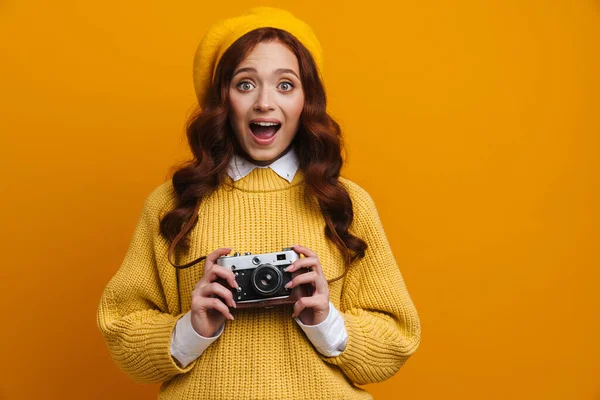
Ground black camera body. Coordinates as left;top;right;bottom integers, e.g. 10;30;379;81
217;247;301;305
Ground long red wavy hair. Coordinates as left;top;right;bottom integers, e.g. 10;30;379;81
160;27;367;267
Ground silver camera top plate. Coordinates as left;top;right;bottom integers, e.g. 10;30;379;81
216;248;299;271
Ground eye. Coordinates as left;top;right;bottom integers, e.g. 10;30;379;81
278;81;294;91
237;81;255;91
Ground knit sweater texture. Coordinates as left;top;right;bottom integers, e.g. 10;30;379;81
96;167;420;400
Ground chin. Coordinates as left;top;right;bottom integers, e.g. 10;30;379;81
246;148;282;162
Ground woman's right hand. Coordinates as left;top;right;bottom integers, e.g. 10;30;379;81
190;247;238;337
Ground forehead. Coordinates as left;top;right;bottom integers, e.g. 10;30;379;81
236;41;300;73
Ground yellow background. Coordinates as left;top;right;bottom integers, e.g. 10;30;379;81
1;1;598;399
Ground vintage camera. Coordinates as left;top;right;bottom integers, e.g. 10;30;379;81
217;247;310;307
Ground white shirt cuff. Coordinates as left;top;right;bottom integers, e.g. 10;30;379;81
170;310;224;368
294;301;348;357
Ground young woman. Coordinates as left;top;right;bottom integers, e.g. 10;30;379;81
97;7;420;400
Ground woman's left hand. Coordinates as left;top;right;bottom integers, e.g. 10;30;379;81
285;244;330;325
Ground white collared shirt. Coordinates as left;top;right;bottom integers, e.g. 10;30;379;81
170;149;348;367
226;147;300;183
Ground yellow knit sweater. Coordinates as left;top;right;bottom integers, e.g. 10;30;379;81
97;167;420;400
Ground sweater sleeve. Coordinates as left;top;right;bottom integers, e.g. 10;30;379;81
322;181;421;384
96;187;194;383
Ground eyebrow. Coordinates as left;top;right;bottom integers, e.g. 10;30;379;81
232;67;300;80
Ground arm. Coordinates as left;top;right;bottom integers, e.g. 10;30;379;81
170;310;224;368
321;182;421;384
96;189;194;383
294;301;348;357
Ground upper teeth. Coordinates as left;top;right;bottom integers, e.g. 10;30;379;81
252;122;279;126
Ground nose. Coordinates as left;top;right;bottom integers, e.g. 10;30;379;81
253;87;275;112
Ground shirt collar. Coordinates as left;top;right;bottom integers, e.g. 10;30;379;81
226;147;299;183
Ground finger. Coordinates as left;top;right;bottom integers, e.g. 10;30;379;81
313;274;329;293
205;247;233;264
292;296;322;318
196;297;234;320
285;271;318;289
206;265;239;289
292;244;317;258
200;282;236;308
288;270;329;294
285;257;321;273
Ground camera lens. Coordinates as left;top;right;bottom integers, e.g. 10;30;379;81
251;264;283;296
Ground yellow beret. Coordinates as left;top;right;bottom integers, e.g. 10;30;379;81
192;7;324;106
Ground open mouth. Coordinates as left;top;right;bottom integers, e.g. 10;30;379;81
249;122;281;140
